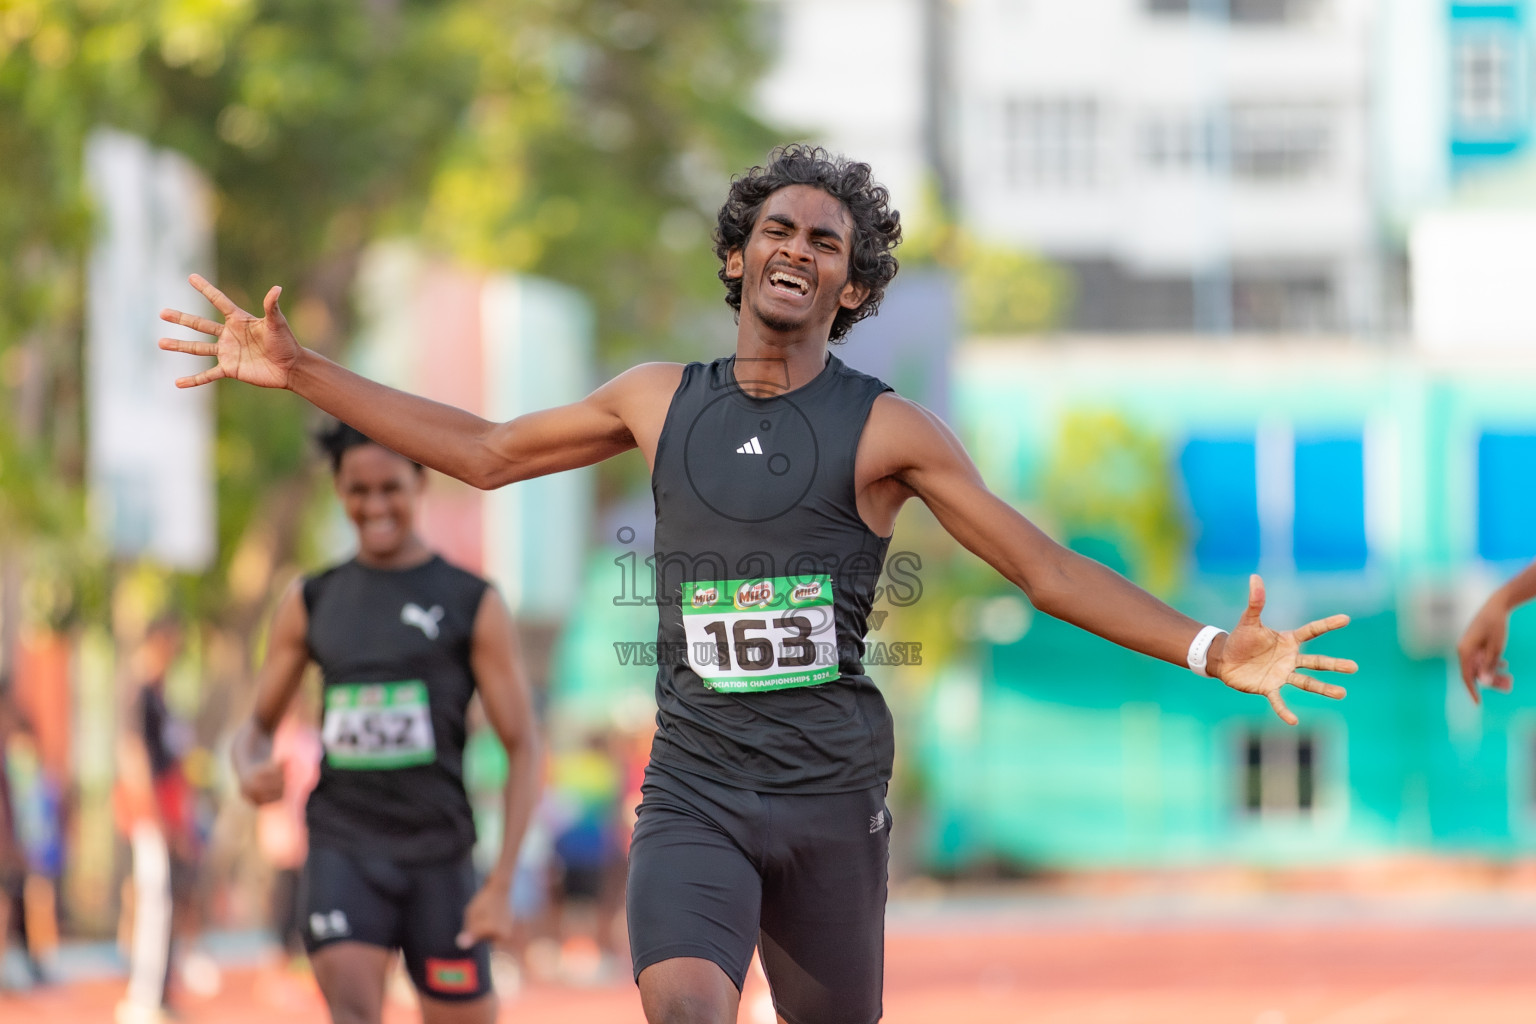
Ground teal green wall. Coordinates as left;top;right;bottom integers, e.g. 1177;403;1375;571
916;610;1536;869
914;344;1536;871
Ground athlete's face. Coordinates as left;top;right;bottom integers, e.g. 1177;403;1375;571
726;185;870;339
335;443;424;561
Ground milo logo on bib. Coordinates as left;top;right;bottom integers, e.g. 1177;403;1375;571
789;581;823;604
734;580;774;609
682;575;839;693
322;680;437;769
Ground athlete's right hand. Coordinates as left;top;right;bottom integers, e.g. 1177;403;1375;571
237;760;287;806
158;274;299;390
457;879;516;949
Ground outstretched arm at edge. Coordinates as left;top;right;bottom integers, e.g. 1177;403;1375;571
1457;558;1536;702
868;396;1356;724
160;274;665;489
231;579;311;806
457;586;542;948
286;347;662;489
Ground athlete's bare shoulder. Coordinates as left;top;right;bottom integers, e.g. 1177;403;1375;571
853;392;969;535
859;392;960;481
598;361;686;469
603;361;685;406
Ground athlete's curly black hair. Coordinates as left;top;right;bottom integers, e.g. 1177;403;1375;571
714;144;902;343
315;419;421;476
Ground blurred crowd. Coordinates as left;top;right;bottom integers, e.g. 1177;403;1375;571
0;683;63;990
466;723;649;991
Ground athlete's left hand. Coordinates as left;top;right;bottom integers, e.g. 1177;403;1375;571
456;879;516;949
1213;575;1357;726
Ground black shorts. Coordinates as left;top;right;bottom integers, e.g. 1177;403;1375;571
626;762;890;1024
301;845;491;1002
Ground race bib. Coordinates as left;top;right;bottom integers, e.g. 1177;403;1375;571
321;680;436;769
682;575;839;692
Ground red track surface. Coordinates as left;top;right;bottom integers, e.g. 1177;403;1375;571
5;912;1536;1023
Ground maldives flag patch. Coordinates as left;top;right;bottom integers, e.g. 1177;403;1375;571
425;957;479;994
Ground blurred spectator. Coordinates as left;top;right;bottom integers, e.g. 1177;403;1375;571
604;726;651;968
1;692;35;989
114;618;199;1024
546;732;625;981
0;696;21;993
612;727;651;860
0;695;59;989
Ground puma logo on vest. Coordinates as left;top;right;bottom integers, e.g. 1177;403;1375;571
401;603;445;640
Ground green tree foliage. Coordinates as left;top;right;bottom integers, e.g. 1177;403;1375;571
1039;411;1188;596
959;240;1072;335
900;194;1072;335
2;0;491;635
0;0;774;641
421;0;775;361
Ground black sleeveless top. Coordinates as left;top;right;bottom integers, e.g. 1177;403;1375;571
303;555;487;863
648;354;896;792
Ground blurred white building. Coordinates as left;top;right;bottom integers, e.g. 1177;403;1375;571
754;0;932;225
1376;0;1536;354
758;0;1384;334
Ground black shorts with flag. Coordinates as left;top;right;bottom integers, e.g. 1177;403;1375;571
301;845;491;1001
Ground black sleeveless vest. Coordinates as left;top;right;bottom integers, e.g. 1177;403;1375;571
303;555;487;863
648;354;896;792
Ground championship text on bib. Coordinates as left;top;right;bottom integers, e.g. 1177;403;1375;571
681;575;839;692
321;680;437;769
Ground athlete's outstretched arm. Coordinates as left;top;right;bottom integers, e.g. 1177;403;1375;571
1457;558;1536;703
457;586;541;948
868;397;1357;725
159;274;667;489
232;578;311;805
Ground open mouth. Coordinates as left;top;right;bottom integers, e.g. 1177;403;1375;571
768;270;810;297
361;517;399;542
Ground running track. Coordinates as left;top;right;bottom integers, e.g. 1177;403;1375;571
6;891;1536;1023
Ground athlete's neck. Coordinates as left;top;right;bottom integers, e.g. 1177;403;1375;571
731;333;830;398
355;537;434;571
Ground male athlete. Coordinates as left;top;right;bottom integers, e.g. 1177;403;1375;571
231;421;539;1024
161;144;1357;1024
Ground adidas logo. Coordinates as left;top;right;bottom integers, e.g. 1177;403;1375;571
735;436;763;455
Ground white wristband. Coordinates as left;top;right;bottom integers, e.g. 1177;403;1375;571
1187;625;1227;677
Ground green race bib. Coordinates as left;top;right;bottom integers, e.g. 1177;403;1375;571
682;575;839;692
322;680;436;769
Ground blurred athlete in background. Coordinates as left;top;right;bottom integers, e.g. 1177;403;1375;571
231;421;540;1024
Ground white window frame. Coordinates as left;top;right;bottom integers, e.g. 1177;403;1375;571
1228;102;1333;182
1454;31;1520;133
1240;728;1320;818
1001;96;1102;190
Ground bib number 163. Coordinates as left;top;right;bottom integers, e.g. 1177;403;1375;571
700;615;819;671
681;576;840;693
